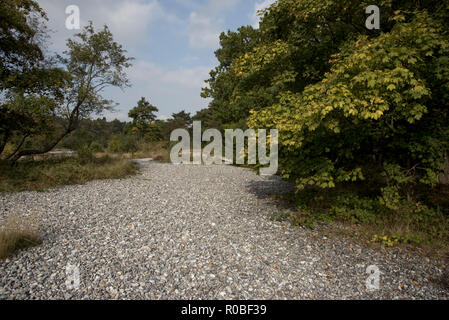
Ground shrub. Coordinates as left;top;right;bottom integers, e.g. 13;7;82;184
107;134;138;154
89;141;104;153
290;185;449;247
77;145;94;164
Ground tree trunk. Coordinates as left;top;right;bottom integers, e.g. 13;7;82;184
0;132;9;157
9;102;82;164
10;128;74;164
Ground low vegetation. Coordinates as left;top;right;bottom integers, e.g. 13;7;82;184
273;182;449;254
0;213;41;260
128;141;172;163
0;153;137;192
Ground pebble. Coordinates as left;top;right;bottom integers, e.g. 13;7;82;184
0;162;447;299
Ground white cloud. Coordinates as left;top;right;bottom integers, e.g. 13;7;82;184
199;0;241;16
188;12;221;49
186;0;241;49
102;0;163;44
163;66;211;89
130;60;210;90
251;0;276;28
157;115;171;121
38;0;167;52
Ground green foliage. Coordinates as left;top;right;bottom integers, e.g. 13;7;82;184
290;186;449;245
246;4;449;207
89;141;103;153
76;145;94;165
107;134;138;154
157;111;193;141
60;117;125;151
2;19;133;162
202;26;263;126
0;0;71;159
128;97;160;140
0;0;47;91
201;0;449;247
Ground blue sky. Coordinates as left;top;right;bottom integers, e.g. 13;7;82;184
37;0;276;121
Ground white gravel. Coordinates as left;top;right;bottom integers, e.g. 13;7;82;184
0;160;448;300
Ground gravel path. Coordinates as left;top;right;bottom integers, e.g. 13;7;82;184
0;161;448;300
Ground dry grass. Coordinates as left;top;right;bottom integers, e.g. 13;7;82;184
0;155;138;192
126;141;172;163
0;213;41;260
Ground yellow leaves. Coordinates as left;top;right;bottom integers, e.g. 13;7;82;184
374;110;384;120
391;10;406;22
367;79;376;88
231;40;291;77
387;84;396;91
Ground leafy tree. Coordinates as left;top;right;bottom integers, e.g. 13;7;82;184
157;111;192;140
201;26;262;127
7;22;133;162
171;111;192;129
60;117;126;150
204;0;449;212
128;97;160;141
245;2;449;205
108;133;138;154
192;108;222;132
0;0;70;157
1;0;48;91
128;97;159;130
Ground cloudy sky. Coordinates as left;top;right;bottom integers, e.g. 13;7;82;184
37;0;276;121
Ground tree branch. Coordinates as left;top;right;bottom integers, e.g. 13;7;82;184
6;133;30;160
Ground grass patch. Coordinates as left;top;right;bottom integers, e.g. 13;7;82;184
0;213;41;260
0;155;138;192
121;141;172;163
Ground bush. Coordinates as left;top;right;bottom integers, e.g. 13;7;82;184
289;185;449;248
89;141;104;153
77;145;94;164
107;134;138;154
